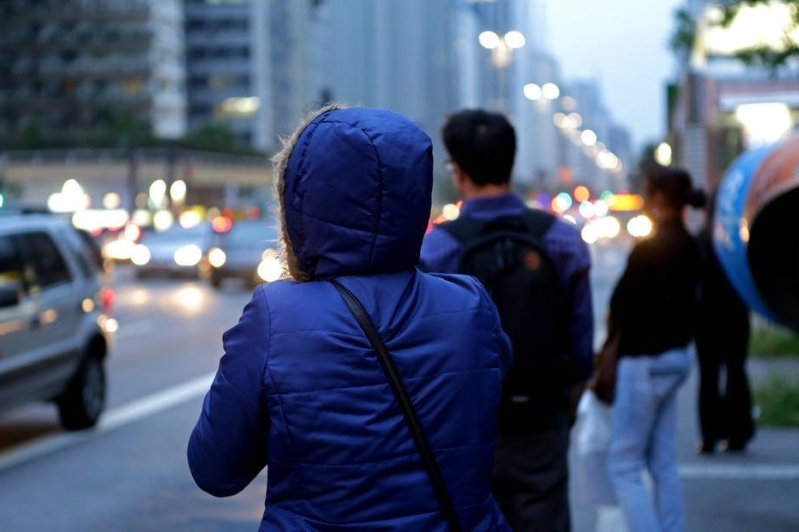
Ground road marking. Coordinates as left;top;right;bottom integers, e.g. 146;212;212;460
0;372;214;473
679;463;799;480
100;373;213;429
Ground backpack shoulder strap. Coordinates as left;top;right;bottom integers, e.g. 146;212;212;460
438;208;556;245
436;216;487;245
519;208;556;239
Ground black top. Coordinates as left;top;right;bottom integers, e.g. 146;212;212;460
695;227;750;342
610;219;701;358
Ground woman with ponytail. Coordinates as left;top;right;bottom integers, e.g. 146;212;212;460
602;165;704;532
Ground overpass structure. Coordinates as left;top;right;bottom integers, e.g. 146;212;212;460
0;148;273;211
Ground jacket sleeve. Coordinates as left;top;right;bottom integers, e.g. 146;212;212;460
568;259;594;383
187;288;270;497
558;225;594;384
418;225;462;273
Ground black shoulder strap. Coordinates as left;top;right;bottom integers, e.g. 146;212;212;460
438;208;556;245
330;280;463;532
437;215;486;244
519;208;557;237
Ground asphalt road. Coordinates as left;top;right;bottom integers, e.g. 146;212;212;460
0;241;796;531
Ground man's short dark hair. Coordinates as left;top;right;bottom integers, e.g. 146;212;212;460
441;109;516;186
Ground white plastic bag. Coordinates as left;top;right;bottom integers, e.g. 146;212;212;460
575;389;613;456
573;389;616;505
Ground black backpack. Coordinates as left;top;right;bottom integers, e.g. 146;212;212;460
439;209;573;432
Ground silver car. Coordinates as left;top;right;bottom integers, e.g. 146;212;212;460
0;213;114;430
205;219;282;289
131;221;212;279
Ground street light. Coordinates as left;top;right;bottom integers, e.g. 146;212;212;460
478;30;525;68
479;30;525;112
523;82;560;102
530;85;626;188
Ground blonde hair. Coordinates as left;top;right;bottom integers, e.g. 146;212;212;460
271;102;349;282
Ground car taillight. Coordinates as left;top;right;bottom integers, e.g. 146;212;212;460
101;287;114;316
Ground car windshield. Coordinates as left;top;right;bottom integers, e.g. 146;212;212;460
223;221;279;248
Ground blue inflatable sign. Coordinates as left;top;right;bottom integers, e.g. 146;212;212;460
714;130;799;332
713;143;777;321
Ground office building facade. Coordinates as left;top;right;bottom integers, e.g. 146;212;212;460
184;0;329;153
0;0;186;141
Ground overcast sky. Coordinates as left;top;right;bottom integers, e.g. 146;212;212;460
544;0;684;150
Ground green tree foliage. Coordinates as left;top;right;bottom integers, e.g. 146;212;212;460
669;7;697;59
717;0;799;73
671;1;799;74
181;122;239;152
1;114;265;156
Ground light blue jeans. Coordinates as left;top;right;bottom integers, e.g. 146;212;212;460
607;347;693;532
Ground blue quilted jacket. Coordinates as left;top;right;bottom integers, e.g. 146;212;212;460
188;107;512;531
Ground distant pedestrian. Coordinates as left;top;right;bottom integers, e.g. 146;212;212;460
187;104;513;531
419;108;594;532
601;165;704;532
695;191;755;454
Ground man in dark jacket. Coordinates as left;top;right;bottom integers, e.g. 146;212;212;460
420;109;594;532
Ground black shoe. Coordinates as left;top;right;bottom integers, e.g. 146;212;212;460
725;440;749;453
696;441;716;455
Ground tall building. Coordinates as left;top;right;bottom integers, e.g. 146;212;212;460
0;0;187;141
324;0;459;165
454;0;568;189
184;0;329;153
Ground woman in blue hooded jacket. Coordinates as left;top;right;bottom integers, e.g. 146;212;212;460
187;104;513;531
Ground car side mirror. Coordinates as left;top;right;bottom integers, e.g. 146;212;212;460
0;281;22;308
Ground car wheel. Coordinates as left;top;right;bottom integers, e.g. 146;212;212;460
210;272;223;289
56;354;106;431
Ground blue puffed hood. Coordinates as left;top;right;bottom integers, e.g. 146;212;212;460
280;107;433;279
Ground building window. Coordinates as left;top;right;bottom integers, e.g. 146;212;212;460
123;78;145;94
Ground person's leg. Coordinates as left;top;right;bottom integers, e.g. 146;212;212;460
492;437;515;525
723;342;755;450
695;337;722;453
607;356;660;532
492;411;571;532
647;347;693;532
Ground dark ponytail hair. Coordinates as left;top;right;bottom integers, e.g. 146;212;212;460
645;164;706;211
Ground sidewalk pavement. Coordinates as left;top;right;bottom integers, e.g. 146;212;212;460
677;354;799;470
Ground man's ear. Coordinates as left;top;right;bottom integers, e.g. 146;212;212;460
450;162;467;191
452;162;470;183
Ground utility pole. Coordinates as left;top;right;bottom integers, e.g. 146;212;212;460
126;148;138;215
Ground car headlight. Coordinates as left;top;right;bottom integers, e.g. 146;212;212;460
257;256;283;283
131;244;151;266
208;247;226;268
103;239;136;261
174;244;202;266
627;215;653;238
